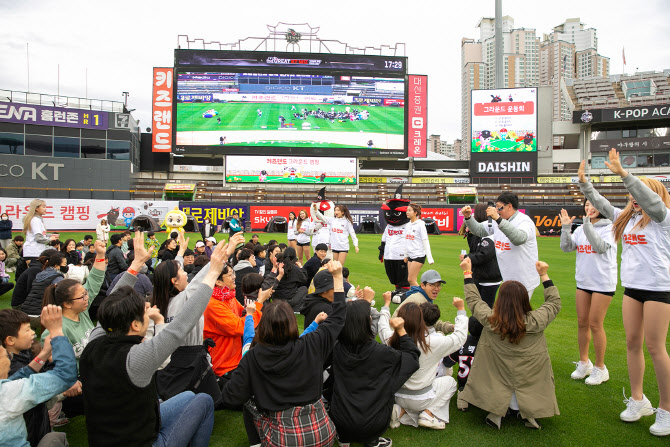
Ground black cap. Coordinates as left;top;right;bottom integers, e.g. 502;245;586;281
313;269;334;294
316;187;326;201
315;243;328;251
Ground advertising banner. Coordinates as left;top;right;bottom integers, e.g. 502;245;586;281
590;136;670;152
180;203;248;227
411;177;470;184
0;198;178;231
408;75;428;158
471;88;537;153
0;102;108;130
471;151;537;178
421;208;455;232
528;206;583;235
573;104;670;124
177;94;213;102
225;156;357;184
152;67;174;152
249;205;304;230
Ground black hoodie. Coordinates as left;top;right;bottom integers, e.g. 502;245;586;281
330;335;420;442
300;293;333;330
220;291;346;412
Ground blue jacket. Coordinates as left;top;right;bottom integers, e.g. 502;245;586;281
0;219;12;240
407;285;433;303
0;336;77;447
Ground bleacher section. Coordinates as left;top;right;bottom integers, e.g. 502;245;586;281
130;176;633;207
568;71;670;110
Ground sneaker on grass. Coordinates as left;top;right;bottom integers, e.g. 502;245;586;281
650;408;670;437
570;359;593;379
620;390;654;422
585;365;609;385
418;411;445;430
365;437;392;447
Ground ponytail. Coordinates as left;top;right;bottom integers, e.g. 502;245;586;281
42;279;80;308
44;252;66;271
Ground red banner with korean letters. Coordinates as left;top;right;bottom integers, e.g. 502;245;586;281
473;101;535;116
152;67;173;152
421;208;454;232
408;75;428;158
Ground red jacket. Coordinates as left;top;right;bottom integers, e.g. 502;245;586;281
203;287;262;376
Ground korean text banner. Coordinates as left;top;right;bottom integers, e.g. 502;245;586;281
0;102;107;130
408;75;427;158
180;203;248;227
421;208;455;232
226;156;357;184
471;87;537;153
152;67;174;152
0;199;178;231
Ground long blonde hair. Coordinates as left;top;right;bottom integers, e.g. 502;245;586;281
612;178;670;242
23;199;46;235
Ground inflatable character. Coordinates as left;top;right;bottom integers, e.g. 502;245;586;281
162;207;187;236
311;187;334;255
379;185;411;301
477;130;492;152
122;207;135;227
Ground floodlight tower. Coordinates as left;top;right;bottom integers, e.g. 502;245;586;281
495;0;503;88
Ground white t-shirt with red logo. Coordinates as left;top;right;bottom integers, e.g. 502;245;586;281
613;207;670;291
382;223;407;260
569;224;618;292
296;220;311;244
325;217;358;251
488;212;539;292
405;220;429;258
287;219;297;241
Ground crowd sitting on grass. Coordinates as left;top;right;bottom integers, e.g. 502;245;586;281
1;153;669;447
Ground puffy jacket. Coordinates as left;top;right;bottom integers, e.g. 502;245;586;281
11;261;43;308
0;219;12;239
21;268;64;315
106;245;127;276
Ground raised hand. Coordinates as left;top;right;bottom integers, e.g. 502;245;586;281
536;261;549;276
94;240;106;257
227;233;245;256
146;304;164;325
177;231;190;256
362;286;375;303
326;260;343;277
389;317;405;331
559;209;576;227
486;206;500;221
383;291;393;307
459;257;472;272
41;305;64;337
452;297;465;311
461;205;472;219
258;286;273;303
245;299;256;315
131;230;153;266
578;160;587;183
315;312;328;324
604;148;627;177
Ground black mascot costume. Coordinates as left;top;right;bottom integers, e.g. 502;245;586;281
378;185;410;300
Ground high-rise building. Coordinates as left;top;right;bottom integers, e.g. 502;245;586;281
540;18;610;121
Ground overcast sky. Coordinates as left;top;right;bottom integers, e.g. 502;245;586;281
1;0;669;142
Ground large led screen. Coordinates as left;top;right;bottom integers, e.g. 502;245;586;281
471;87;537;153
173;50;407;157
225;156;357;184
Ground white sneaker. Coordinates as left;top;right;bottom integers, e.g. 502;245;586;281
620;390;654;422
585;365;609;385
418;411;445;430
570;360;593;379
389;404;401;429
650;408;670;436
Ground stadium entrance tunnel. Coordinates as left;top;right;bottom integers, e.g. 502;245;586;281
129;215;161;232
265;216;288;233
422;218;441;235
356;217;383;234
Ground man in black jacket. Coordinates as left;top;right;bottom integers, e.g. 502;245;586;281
106;234;127;281
460;231;502;307
11;250;54;310
300;269;335;330
303;243;328;284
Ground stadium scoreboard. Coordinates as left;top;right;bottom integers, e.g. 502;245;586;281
172;49;408;158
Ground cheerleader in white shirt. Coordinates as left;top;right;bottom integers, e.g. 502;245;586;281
559;201;617;386
579;149;670;436
312;203;358;265
404;204;434;287
295;209;312;264
287;211;298;250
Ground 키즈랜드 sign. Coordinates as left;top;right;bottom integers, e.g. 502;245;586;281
152;68;173;152
408;75;427;158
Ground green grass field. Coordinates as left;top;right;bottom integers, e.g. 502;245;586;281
1;232;667;446
176;103;405;135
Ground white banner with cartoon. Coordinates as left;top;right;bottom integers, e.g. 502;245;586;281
0;198;179;231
